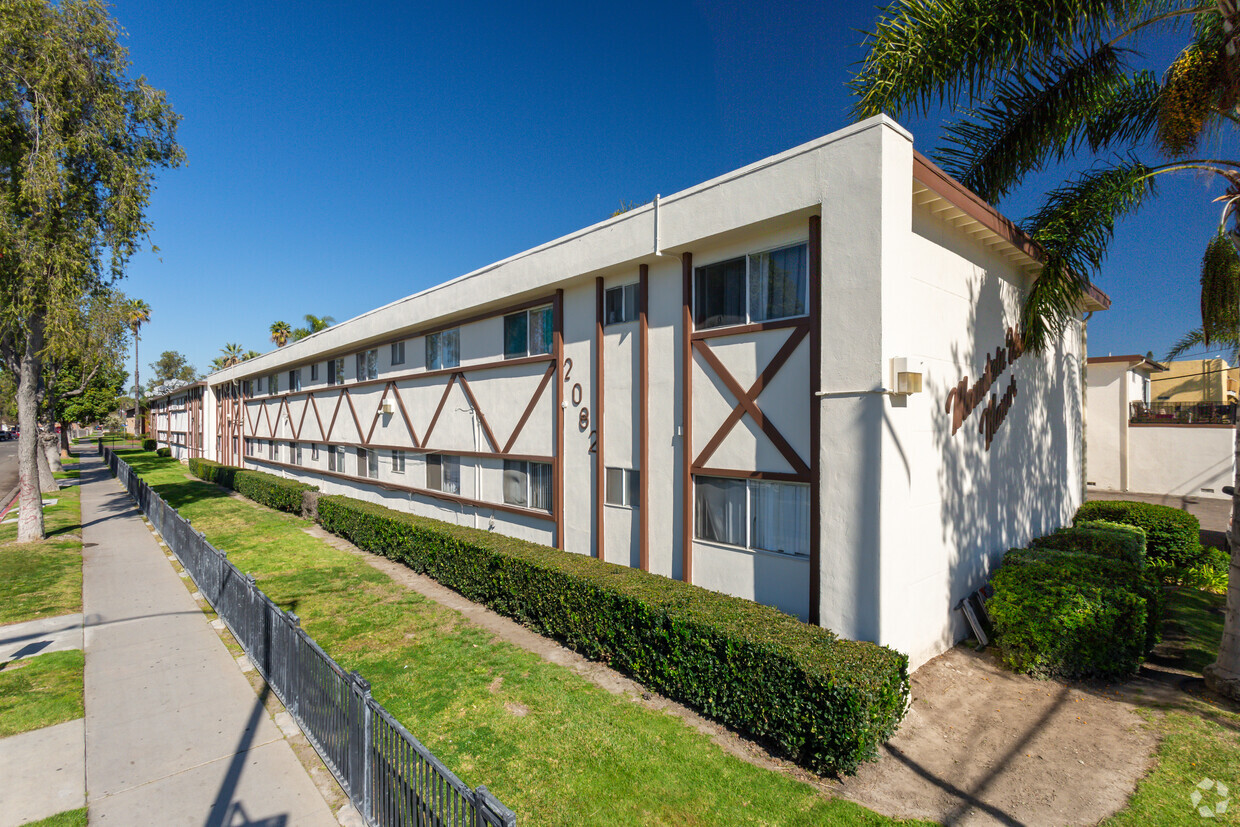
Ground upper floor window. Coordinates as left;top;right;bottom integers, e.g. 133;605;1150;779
426;329;460;370
504;306;553;359
605;284;638;325
693;242;808;330
310;363;319;381
356;349;378;381
391;341;406;366
268;373;279;395
327;357;346;385
288;369;301;392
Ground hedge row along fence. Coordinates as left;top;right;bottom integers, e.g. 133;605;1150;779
184;457;909;776
188;458;317;514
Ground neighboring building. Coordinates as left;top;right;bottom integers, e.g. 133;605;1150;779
1086;355;1233;499
146;381;207;460
1151;358;1239;406
152;116;1106;669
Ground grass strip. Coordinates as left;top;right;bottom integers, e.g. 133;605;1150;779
0;650;85;738
23;808;88;827
118;450;927;826
0;484;82;624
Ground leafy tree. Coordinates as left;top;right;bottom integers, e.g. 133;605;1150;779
44;289;130;451
145;350;198;391
0;0;182;540
49;356;126;430
270;320;292;347
304;313;335;332
853;1;1240;698
291;326;311;341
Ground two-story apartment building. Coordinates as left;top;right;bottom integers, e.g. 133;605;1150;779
148;116;1106;669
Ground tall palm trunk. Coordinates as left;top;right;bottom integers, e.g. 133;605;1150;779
1205;411;1240;698
132;333;140;435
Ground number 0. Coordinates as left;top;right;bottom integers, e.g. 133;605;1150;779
571;383;582;406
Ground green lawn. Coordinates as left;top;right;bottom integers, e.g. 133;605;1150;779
1103;587;1240;826
118;450;926;826
23;808;88;827
0;650;85;738
0;484;82;624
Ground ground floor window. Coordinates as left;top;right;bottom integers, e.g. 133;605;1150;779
392;450;406;473
694;477;809;556
426;454;460;494
290;442;301;465
328;445;338;472
604;467;638;507
357;447;378;478
311;443;319;461
504;460;551;510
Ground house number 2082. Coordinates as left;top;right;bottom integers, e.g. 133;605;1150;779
563;357;593;448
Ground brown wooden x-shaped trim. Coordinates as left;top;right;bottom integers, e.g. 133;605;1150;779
244;402;257;435
503;362;555;454
326;392;344;442
277;398;292;439
391;384;421;448
456;374;499;452
421;374;457;446
364;383;392;446
309;394;326;441
294;395;311;440
692;324;811;476
343;390;364;444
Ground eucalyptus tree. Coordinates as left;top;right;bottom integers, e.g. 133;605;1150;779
852;0;1240;698
0;0;182;541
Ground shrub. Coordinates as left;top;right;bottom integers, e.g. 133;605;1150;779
313;494;909;776
155;447;171;458
1074;500;1202;567
142;438;157;451
1030;520;1146;568
989;547;1162;680
187;458;316;514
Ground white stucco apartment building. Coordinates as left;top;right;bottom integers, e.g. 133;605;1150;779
151;116;1105;669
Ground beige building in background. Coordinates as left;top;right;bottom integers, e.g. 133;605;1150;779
1152;358;1239;404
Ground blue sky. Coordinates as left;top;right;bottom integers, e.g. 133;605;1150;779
109;0;1230;385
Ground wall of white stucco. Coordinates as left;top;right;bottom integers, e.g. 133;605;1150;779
1128;426;1234;499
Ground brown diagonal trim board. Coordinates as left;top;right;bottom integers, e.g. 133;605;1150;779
502;362;555;454
456;374;499;452
390;384;421;448
693;339;811;477
365;383;392;445
692;324;809;469
421;375;457;446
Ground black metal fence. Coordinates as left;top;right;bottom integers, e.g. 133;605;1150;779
104;447;516;827
1130;401;1237;425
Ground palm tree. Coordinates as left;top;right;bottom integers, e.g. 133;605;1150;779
291;327;311;341
852;1;1240;698
221;342;246;367
125;299;151;432
304;313;335;333
270;320;292;348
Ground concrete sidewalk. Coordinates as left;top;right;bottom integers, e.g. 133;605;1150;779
79;446;338;826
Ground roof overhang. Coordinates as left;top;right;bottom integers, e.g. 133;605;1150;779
1086;355;1167;372
912;152;1111;313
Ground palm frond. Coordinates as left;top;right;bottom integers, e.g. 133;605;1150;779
1079;69;1162;150
1163;327;1240;362
935;45;1130;203
1021;161;1155;351
1200;231;1240;343
850;0;1146;119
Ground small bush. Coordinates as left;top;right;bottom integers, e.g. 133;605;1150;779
141;439;157;451
1030;520;1146;568
188;457;316;514
313;494;909;776
1074;500;1202;567
989;547;1163;680
155;447;171;458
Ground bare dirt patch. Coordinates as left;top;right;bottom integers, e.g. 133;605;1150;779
835;647;1158;826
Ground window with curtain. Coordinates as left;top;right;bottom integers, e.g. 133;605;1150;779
605;467;639;507
427;454;460;494
503;460;551;510
694;242;808;330
605;284;639;325
426;329;460;370
694;477;809;556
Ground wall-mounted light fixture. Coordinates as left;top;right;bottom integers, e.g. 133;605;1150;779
892;357;924;395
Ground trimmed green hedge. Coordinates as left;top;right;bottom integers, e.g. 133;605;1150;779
313;494;909;776
156;447;172;458
989;547;1162;680
1030;520;1147;568
188;457;316;514
142;439;157;451
1074;500;1202;567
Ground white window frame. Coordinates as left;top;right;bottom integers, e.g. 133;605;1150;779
426;454;460;494
328;445;338;472
289;369;301;392
311;443;320;461
426;329;460;370
604;467;639;507
391;341;406;366
290;441;301;465
310;363;319;381
604;284;639;326
693;241;809;331
392;450;405;473
503;459;552;511
503;305;553;359
356;349;378;382
268;440;277;461
357;447;378;478
693;476;809;557
269;373;279;396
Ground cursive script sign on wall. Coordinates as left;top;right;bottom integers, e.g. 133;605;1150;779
944;327;1026;450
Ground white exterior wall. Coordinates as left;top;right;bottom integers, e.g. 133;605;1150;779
1127;426;1234;498
188;116;1089;670
1085;363;1128;491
